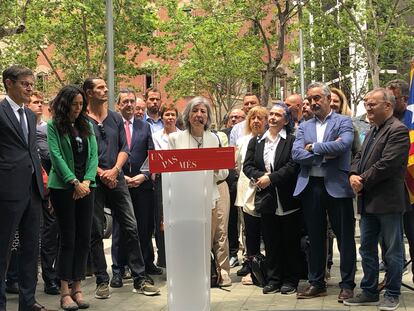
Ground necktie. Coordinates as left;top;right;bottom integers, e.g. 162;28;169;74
18;108;28;143
124;120;131;149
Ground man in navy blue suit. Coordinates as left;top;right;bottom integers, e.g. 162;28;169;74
0;65;52;311
292;82;356;302
110;89;161;289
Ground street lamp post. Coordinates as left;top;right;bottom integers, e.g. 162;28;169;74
106;0;115;110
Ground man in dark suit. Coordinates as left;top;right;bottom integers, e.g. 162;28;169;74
0;65;53;311
292;82;356;301
344;88;410;311
110;88;160;288
26;91;60;295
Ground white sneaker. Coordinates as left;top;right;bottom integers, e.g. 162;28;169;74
229;256;239;268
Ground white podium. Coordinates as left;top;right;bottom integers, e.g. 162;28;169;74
162;171;213;311
148;147;234;311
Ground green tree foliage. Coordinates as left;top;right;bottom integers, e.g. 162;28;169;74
0;0;157;92
303;0;414;97
153;0;263;125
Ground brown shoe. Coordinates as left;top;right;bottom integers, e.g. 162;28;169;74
296;285;327;299
338;288;354;302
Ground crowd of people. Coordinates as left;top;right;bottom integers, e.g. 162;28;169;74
0;63;413;311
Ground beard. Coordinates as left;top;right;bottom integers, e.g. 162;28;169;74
148;105;159;115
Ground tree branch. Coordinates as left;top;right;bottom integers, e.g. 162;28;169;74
38;46;65;86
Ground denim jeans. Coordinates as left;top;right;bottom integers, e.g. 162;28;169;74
90;176;145;285
360;212;404;298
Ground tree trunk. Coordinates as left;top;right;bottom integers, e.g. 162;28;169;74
366;52;380;88
261;67;274;106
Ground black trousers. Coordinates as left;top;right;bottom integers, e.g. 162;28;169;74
0;176;41;311
261;211;303;287
50;188;94;281
6;243;19;283
153;175;165;267
40;199;59;284
130;187;155;269
243;211;261;257
227;179;239;258
300;177;356;290
90;177;145;285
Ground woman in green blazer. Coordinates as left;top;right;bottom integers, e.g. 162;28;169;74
47;85;98;310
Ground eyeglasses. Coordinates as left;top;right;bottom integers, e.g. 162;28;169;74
14;80;35;89
305;95;323;103
75;136;83;153
363;101;386;110
97;123;106;139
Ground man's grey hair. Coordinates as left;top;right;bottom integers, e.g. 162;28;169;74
386;79;409;98
307;82;331;97
369;87;396;108
182;96;213;131
116;88;136;105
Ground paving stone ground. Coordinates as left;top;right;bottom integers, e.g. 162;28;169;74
6;237;414;310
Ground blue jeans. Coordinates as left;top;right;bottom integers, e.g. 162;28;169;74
360;212;404;298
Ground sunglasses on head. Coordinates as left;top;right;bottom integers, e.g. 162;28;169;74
97;123;106;139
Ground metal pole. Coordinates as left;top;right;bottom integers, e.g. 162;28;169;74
106;0;115;110
299;2;305;97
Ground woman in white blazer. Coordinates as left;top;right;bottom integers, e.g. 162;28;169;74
168;96;230;286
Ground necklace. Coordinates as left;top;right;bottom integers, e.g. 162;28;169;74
190;134;203;148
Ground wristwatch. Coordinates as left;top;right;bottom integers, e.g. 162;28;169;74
71;178;80;186
114;165;122;175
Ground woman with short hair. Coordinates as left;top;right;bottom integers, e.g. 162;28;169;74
243;103;302;295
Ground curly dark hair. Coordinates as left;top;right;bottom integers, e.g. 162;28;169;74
52;85;90;137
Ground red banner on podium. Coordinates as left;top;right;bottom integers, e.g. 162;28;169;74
148;147;235;173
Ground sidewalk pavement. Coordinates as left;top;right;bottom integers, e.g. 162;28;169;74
6;239;414;311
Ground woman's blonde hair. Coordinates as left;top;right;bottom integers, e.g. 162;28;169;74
331;87;352;117
245;106;269;135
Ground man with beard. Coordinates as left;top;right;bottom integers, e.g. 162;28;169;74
292;82;356;302
84;78;159;298
144;88;163;133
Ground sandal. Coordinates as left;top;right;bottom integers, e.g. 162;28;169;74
71;291;90;309
60;293;79;311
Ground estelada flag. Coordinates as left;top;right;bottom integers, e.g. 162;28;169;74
405;60;414;203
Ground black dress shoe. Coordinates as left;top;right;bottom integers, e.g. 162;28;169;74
263;283;280;294
44;281;60;295
110;274;123;288
236;261;250;276
146;264;163;275
5;281;19;294
296;285;327;299
29;302;58;311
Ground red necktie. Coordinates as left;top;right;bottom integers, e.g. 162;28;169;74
124;120;131;149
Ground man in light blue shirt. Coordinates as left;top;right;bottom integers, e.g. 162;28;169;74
144;87;164;133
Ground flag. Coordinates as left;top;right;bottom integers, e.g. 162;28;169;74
405;61;414;203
